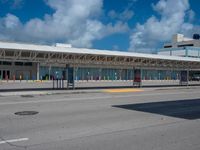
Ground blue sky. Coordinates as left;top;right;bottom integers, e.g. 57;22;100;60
0;0;199;53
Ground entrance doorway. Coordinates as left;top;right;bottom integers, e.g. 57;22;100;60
0;70;10;80
16;70;31;80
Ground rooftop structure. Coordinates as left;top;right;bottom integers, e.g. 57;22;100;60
0;40;199;63
163;34;200;49
159;34;200;58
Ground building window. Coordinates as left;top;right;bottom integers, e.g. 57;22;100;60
178;44;194;47
24;62;32;66
2;61;12;65
15;62;23;66
164;45;172;48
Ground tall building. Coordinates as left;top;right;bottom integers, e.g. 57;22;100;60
158;34;200;58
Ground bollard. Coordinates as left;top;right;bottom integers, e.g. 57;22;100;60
62;79;64;88
6;75;8;82
56;79;58;89
61;76;64;89
13;75;16;82
53;78;55;89
20;75;22;82
59;79;61;89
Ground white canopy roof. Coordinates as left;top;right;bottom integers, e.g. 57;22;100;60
0;41;200;62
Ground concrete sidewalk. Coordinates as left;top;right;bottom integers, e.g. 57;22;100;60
1;80;200;92
0;89;102;96
0;85;200;97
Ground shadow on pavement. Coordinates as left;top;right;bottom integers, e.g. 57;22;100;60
113;99;200;120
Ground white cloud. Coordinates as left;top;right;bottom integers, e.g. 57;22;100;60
69;20;129;48
0;14;22;40
108;0;136;21
187;10;195;22
129;0;196;53
0;0;129;48
108;9;134;21
3;13;21;29
112;45;119;50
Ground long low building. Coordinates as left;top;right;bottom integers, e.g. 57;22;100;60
0;41;200;85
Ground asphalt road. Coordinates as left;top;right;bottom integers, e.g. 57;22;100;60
0;87;200;150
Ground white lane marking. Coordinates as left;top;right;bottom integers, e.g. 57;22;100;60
0;91;199;106
0;138;29;145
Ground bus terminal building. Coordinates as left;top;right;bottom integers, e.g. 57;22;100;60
0;38;200;87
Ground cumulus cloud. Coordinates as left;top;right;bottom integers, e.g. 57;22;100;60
112;45;119;50
108;0;136;22
0;14;22;40
0;0;129;48
129;0;196;53
108;9;134;21
187;10;195;22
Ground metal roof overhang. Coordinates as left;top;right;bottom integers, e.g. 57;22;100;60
0;41;200;70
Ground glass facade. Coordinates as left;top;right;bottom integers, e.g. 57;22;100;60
40;66;66;80
142;70;179;80
75;68;134;80
40;66;180;81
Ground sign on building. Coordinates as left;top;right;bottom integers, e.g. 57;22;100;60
180;70;188;85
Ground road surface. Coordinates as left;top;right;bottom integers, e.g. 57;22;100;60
0;87;200;150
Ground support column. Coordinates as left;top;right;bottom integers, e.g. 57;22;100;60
36;62;40;80
133;68;142;87
66;64;75;89
99;68;102;80
119;69;122;80
187;70;189;86
180;70;189;86
48;65;51;80
75;67;78;81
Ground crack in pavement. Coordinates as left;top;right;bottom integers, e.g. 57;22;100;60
0;136;28;150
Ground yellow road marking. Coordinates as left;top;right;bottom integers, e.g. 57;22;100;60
104;88;144;93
